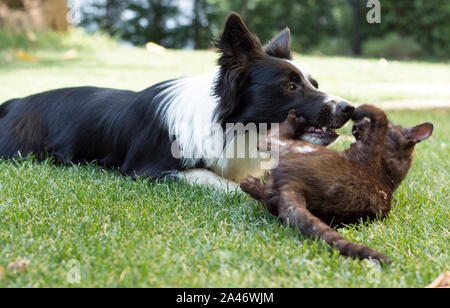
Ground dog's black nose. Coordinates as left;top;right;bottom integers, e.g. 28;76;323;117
337;102;355;115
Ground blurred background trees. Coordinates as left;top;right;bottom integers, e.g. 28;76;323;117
1;0;449;59
76;0;355;52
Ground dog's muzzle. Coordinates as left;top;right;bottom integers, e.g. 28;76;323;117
299;96;355;146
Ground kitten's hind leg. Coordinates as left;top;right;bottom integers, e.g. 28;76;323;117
277;187;392;265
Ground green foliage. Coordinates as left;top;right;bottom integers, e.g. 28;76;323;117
362;32;423;59
79;0;130;36
0;28;31;51
0;27;116;52
2;0;24;9
196;0;354;52
74;0;450;59
121;1;182;46
312;37;352;56
79;0;189;47
78;0;354;51
360;0;450;58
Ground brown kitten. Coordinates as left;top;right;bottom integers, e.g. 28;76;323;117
240;106;433;264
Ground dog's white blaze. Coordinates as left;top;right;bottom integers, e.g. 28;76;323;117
155;72;266;183
155;72;223;168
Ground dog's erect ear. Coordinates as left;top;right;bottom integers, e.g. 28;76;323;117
214;12;263;123
404;122;434;145
215;12;262;64
264;28;292;60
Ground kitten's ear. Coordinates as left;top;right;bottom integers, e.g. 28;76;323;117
404;122;434;144
264;27;292;59
215;12;262;64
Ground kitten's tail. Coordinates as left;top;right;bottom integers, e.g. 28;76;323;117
281;200;392;264
351;104;388;165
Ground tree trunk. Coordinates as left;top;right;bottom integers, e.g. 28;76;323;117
352;0;361;56
192;0;202;49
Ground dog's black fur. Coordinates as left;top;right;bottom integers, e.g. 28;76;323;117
0;84;182;179
0;13;354;181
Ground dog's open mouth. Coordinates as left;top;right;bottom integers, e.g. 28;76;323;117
300;125;340;146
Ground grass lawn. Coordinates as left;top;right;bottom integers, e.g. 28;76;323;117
0;30;449;287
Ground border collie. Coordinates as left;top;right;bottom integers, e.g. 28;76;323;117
0;13;354;190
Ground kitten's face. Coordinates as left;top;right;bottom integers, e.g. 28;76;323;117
353;119;433;182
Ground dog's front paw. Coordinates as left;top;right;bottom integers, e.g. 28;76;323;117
352;118;370;141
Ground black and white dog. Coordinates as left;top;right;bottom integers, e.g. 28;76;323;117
0;13;354;190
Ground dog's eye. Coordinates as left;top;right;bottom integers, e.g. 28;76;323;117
287;83;297;91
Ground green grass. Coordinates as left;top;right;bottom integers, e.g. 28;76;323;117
0;30;449;287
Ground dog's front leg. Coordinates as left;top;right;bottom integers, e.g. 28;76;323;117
178;169;240;191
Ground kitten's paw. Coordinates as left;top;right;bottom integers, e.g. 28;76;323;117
336;241;392;265
286;109;298;122
279;109;306;139
359;246;392;265
352;118;370;141
366;255;392;266
240;177;267;201
240;176;262;191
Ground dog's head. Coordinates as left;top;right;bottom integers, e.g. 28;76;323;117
213;13;354;146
